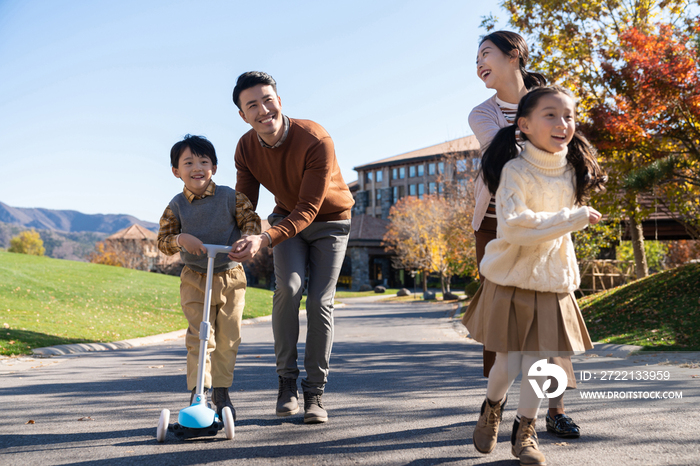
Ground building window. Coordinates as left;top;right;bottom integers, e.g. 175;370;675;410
417;164;424;176
458;178;469;195
428;163;436;175
409;184;416;196
438;161;444;174
409;165;416;177
376;170;383;182
399;167;405;179
418;183;424;199
365;171;373;182
438;182;444;194
392;168;398;180
429;182;437;194
472;157;481;171
376;189;382;202
456;159;468;173
393;185;405;202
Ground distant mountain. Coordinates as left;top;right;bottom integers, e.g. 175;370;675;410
0;202;158;234
0;221;109;261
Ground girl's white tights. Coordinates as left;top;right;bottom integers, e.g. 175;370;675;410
486;352;547;419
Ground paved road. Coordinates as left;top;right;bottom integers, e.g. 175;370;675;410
1;300;699;465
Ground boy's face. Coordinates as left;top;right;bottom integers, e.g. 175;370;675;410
172;147;217;196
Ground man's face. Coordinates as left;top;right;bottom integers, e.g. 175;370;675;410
238;84;284;145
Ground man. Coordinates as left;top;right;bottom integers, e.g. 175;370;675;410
229;71;354;424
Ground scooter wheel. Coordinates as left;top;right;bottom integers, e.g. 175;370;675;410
222;406;234;440
157;409;170;443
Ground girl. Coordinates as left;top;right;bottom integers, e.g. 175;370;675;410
462;85;606;465
469;30;581;439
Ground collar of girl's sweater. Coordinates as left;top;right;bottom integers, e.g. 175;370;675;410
521;141;568;174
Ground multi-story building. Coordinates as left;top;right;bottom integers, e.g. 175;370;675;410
344;135;481;290
352;135;480;219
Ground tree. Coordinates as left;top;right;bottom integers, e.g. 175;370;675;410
493;0;693;110
485;0;699;278
8;229;45;256
584;22;700;275
383;194;477;296
89;241;125;267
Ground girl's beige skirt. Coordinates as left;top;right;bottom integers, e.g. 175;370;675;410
462;279;593;355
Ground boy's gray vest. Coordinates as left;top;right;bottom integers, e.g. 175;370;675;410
169;186;241;274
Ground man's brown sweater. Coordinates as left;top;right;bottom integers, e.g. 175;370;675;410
234;117;354;247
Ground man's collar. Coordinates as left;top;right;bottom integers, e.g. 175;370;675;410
183;181;216;203
257;115;290;149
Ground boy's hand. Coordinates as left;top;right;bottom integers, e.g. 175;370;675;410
229;234;269;262
178;233;206;255
587;207;602;225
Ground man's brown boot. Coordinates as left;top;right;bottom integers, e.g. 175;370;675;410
473;396;507;454
276;376;300;416
511;416;546;466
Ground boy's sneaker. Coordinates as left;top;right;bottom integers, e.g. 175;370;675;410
212;387;236;421
511;416;546;466
303;392;328;424
473;396;507;454
276;376;300;416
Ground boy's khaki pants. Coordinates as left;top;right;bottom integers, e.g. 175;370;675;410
180;265;246;390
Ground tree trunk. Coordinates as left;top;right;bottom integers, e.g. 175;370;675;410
422;270;428;293
439;271;446;295
628;201;649;279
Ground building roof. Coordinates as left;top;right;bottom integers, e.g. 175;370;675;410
348;214;389;242
107;224;157;240
354;135;480;171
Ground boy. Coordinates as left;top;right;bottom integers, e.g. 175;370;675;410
157;134;261;420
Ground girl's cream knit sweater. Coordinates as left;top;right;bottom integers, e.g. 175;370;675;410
480;141;591;293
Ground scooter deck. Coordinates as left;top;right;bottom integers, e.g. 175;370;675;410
169;420;224;439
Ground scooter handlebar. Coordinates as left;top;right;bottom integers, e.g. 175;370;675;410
202;244;234;259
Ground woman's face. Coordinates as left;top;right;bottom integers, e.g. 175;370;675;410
476;40;519;90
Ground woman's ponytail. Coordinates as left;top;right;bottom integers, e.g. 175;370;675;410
522;70;547;89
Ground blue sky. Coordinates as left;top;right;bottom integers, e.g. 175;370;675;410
0;0;503;223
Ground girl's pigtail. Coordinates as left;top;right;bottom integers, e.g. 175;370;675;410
480;124;521;195
567;132;607;205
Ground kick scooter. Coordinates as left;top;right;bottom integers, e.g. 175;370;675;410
156;244;236;442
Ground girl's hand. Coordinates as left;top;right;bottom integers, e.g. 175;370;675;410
177;233;206;255
587;207;602;225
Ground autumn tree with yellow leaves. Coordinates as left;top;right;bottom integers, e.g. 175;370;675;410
383;194;477;296
8;229;45;256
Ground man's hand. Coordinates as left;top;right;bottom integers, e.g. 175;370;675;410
229;234;269;262
587;207;602;225
178;233;207;255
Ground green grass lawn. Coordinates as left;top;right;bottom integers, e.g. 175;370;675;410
0;251;273;356
579;262;700;351
335;288;401;298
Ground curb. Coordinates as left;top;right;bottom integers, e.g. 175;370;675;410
31;309;315;357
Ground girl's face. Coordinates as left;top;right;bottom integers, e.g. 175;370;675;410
476;40;519;91
518;92;576;153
